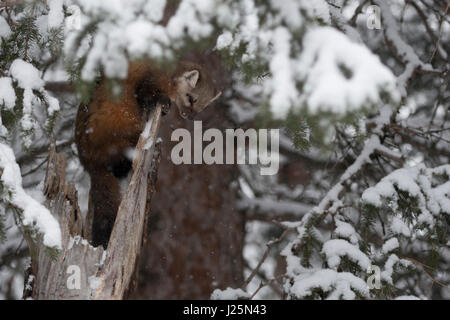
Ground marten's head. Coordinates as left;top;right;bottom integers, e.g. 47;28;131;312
171;62;221;120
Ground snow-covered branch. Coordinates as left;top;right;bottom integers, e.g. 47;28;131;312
373;0;438;97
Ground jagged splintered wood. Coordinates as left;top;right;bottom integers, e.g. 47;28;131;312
23;105;163;300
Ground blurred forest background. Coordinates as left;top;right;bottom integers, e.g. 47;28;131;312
0;0;449;300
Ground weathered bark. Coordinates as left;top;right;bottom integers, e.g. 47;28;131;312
23;105;163;300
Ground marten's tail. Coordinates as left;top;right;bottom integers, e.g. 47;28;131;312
90;171;121;249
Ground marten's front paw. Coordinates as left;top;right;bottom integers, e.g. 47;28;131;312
158;95;171;115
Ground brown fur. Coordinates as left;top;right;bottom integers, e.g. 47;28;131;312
75;60;219;248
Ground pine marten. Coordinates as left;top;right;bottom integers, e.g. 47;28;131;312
75;60;221;248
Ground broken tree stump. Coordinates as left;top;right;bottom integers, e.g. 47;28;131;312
23;105;163;300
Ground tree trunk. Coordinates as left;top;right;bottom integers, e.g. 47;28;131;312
132;103;245;299
23;106;163;300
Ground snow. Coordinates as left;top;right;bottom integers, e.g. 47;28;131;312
0;77;16;110
382;238;399;254
215;3;240;30
304;0;330;23
167;0;215;41
142;137;153;151
211;287;251;300
9;59;45;91
364;168;415;206
270;0;304;29
15;0;445;300
322;239;371;270
143;0;167;22
271;0;330;26
432;169;450;214
47;0;65;29
362;164;450;233
24;275;34;292
66;0;398;129
0;143;61;248
287;269;369;300
125;21;168;58
77;0;125;19
372;0;436;97
216;31;233;50
0;119;7;137
297;27;399;115
390;216;411;237
417;210;434;226
70;1;180;81
268;27;298;119
395;295;420;300
381;254;411;285
311;133;388;216
0;15;12;39
8;59;60;146
334;220;359;245
381;254;397;285
10;59;43;135
67;0;331;122
281;239;369;299
43;92;60;116
280;221;302;229
141;117;153;138
279;105;414;299
81;31;107;81
328;4;362;43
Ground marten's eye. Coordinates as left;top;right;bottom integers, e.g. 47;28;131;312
186;94;196;105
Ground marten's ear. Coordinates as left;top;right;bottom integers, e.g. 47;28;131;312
183;70;199;88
